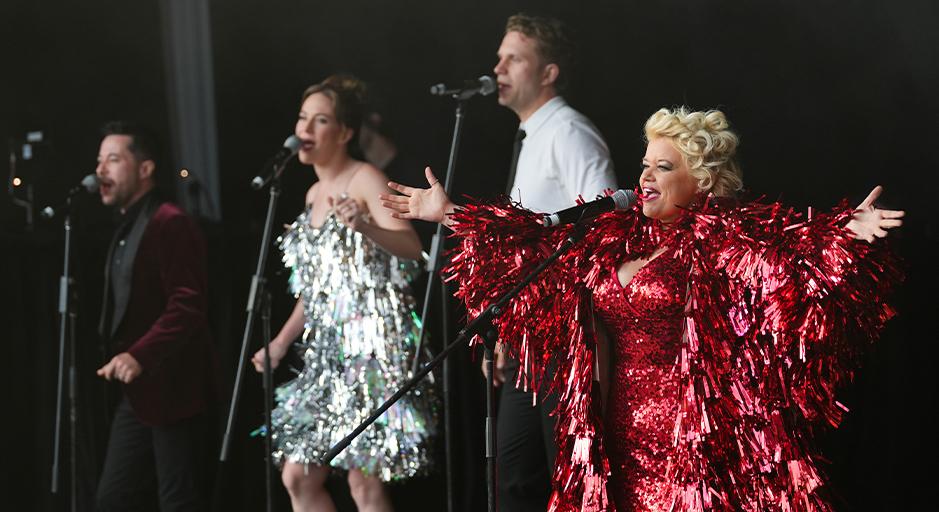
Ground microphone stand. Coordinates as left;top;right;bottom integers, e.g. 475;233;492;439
219;170;284;512
50;198;79;512
260;290;274;512
326;220;592;512
411;95;472;512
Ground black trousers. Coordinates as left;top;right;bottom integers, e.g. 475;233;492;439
496;361;558;512
95;398;206;512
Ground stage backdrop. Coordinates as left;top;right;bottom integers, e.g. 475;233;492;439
2;0;936;510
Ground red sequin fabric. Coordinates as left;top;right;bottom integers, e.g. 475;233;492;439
444;196;901;511
593;252;685;510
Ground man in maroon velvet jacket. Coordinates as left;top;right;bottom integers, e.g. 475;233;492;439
93;121;215;512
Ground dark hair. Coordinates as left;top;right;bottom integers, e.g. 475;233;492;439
302;74;368;154
100;121;162;168
505;13;575;93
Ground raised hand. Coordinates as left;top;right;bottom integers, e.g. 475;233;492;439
379;167;456;225
846;185;905;242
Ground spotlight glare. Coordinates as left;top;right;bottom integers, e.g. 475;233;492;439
180;169;189;178
12;177;22;187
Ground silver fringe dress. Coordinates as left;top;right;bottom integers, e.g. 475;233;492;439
271;209;437;481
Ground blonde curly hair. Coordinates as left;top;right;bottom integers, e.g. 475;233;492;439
644;107;743;198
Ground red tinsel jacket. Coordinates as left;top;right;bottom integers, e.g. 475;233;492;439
444;197;900;512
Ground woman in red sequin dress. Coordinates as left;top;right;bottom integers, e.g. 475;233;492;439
380;108;904;511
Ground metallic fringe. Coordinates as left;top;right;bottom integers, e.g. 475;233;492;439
445;195;900;510
272;211;437;482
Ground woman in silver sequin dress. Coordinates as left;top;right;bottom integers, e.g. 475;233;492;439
251;75;436;511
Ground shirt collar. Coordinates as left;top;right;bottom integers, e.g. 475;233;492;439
519;96;566;136
115;190;155;228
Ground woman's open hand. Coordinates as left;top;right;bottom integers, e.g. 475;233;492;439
846;185;905;242
379;167;456;225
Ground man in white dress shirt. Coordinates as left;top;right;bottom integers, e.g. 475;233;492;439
488;13;617;511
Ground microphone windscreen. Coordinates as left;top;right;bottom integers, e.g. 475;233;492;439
81;173;99;193
611;189;638;210
478;75;496;96
283;135;302;155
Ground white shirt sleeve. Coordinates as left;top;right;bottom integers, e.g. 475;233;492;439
551;119;618;202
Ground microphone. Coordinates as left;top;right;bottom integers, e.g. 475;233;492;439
40;173;99;219
250;135;302;190
541;189;638;227
68;173;100;195
430;75;497;99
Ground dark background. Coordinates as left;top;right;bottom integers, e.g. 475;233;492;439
2;0;936;510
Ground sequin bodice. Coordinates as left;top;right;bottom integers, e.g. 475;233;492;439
592;251;686;511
